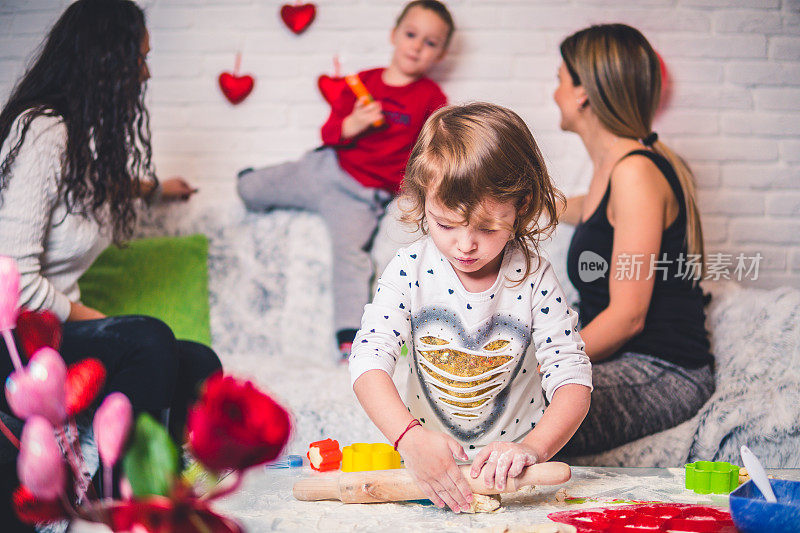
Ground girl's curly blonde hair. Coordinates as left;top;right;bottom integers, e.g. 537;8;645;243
400;102;563;283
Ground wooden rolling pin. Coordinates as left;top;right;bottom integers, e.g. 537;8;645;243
293;461;570;503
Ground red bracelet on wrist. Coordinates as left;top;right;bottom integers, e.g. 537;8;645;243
394;419;421;450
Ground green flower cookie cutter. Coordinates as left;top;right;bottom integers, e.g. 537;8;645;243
685;461;740;494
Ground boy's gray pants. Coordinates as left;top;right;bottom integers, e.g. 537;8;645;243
237;148;391;339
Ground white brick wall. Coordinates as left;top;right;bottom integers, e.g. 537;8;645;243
1;0;799;289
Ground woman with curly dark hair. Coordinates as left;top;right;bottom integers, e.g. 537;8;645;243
0;1;220;522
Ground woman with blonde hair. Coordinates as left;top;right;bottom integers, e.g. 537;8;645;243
556;24;714;455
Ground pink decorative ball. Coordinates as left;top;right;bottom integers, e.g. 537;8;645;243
18;416;66;500
0;256;20;330
5;347;67;425
94;392;133;467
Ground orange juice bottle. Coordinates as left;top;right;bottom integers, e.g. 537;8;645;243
345;74;385;127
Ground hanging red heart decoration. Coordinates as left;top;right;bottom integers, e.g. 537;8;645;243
317;75;347;105
65;358;107;417
219;52;255;105
218;72;255;105
656;51;671;115
15;309;62;360
280;3;316;35
318;56;345;105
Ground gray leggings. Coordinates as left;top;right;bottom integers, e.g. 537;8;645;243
560;352;715;456
237;148;391;336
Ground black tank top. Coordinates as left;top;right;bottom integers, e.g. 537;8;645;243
566;150;712;368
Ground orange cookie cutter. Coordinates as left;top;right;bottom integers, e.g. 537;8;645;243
307;438;342;472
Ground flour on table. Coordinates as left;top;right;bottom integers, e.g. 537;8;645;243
478;523;577;533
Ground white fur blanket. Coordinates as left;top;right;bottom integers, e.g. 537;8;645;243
568;282;800;468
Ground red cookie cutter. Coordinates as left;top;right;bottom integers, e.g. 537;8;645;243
549;503;736;533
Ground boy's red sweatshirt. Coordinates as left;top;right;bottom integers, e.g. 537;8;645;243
320;68;447;193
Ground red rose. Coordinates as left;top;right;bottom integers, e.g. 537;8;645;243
187;373;291;472
16;309;62;360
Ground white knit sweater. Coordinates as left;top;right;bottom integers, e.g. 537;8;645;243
0;114;110;321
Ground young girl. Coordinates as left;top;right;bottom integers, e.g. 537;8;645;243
349;103;592;513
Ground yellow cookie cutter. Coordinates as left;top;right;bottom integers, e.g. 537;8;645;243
341;442;403;472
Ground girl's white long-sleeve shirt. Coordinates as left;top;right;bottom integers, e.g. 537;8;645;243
350;237;592;452
0;114;110;321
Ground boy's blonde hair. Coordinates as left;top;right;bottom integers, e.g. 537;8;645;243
401;102;563;283
395;1;455;48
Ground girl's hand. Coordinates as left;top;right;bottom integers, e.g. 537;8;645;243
397;426;473;513
68;301;106;322
342;99;383;138
470;441;539;491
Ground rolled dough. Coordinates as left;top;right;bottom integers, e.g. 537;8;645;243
464;493;502;513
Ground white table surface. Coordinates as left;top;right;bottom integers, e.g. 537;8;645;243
207;466;800;532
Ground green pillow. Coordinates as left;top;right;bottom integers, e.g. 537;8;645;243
79;234;212;346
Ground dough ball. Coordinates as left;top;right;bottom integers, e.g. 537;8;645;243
464;493;502;513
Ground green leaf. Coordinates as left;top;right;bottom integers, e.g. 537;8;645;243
122;413;179;497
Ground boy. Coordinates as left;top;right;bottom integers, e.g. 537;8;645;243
237;1;454;359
